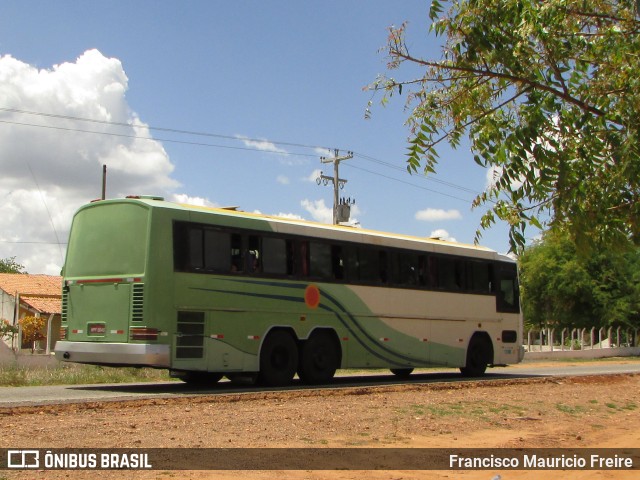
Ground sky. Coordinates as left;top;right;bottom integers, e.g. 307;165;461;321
0;1;513;275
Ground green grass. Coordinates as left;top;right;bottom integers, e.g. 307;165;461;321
555;403;586;415
0;363;172;387
396;400;526;421
604;401;637;412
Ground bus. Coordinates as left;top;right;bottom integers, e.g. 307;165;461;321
55;196;524;386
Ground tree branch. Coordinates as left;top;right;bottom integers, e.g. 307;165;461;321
389;47;608;120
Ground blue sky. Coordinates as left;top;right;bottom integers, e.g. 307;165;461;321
0;1;513;274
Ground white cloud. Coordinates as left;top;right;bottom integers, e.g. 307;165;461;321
315;147;334;157
415;208;462;221
429;229;457;242
236;135;288;155
274;212;305;220
485;164;525;191
235;135;310;167
0;49;182;273
171;193;218;207
299;198;361;226
301;199;333;224
305;169;322;183
276;175;290;185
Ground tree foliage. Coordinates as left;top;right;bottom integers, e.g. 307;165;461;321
369;0;640;252
19;315;46;352
0;257;25;274
519;229;640;330
0;319;19;345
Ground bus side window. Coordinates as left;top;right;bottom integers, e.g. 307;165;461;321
437;257;456;290
358;248;379;283
357;248;387;284
379;250;388;284
173;222;194;271
332;245;345;280
426;255;438;288
286;240;294;275
230;234;243;272
203;230;231;272
309;242;332;280
247;235;261;273
418;255;427;286
262;237;288;275
396;252;419;286
299;241;310;276
188;228;204;270
344;245;359;282
496;266;520;312
467;260;491;293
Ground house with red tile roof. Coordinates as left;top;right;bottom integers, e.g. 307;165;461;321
0;273;62;354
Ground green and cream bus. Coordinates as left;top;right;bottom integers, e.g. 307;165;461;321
55;196;524;386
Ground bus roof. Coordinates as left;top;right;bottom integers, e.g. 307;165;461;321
87;197;513;262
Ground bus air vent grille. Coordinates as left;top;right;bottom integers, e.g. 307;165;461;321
61;290;68;322
131;284;144;322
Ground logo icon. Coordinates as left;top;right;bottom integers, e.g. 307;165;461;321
7;450;40;469
304;284;321;309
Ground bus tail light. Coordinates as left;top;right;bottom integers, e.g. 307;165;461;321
130;327;158;341
59;327;68;340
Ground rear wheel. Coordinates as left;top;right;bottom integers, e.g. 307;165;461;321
460;335;492;377
298;331;340;384
390;368;414;378
258;330;299;387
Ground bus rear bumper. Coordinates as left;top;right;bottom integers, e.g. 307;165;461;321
54;341;170;368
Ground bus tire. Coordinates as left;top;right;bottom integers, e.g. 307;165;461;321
298;330;340;384
460;335;492;377
258;330;299;387
177;371;223;386
390;368;414;378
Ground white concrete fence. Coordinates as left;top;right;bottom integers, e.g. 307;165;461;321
524;326;640;360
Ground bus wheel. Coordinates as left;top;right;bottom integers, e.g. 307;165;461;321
298;331;340;384
460;336;492;377
258;330;299;387
177;371;223;386
390;368;414;378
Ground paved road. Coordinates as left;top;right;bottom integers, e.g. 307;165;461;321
1;360;638;408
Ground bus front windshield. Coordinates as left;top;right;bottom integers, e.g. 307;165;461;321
64;203;149;277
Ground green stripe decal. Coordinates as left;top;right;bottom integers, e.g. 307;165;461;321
190;278;428;366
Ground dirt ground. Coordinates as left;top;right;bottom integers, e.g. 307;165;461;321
1;361;639;480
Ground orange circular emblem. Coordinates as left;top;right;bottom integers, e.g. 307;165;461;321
304;284;321;309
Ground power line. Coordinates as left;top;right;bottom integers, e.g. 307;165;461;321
0;106;486;201
0;118;321;159
344;163;474;204
353;152;480;196
25;161;64;263
0;107;330;152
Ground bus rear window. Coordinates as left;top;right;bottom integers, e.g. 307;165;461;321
64;203;149;277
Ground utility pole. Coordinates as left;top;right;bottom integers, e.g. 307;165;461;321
316;149;354;224
101;164;107;200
